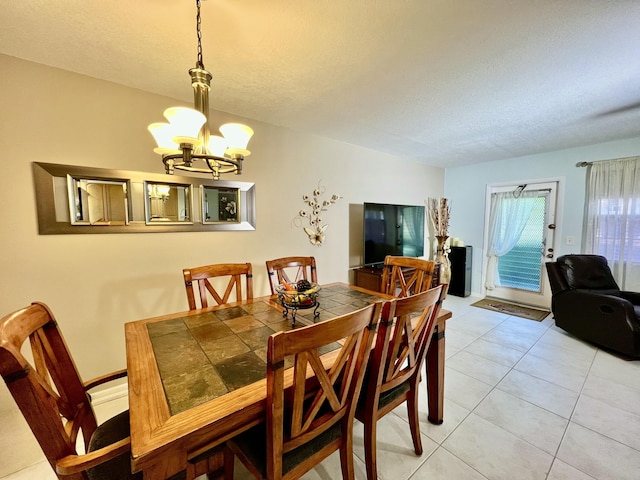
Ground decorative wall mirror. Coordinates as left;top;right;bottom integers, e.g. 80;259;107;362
68;177;130;226
33;162;256;234
202;186;240;224
145;182;193;225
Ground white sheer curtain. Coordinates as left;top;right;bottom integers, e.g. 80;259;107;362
485;190;539;290
584;157;640;290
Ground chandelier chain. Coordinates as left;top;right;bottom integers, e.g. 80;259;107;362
195;0;204;69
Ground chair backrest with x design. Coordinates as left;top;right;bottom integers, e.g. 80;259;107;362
265;256;317;295
355;285;445;480
373;285;444;401
268;301;380;479
225;301;381;480
183;262;254;310
380;256;436;298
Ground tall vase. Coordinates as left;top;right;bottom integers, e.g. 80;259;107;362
434;235;452;285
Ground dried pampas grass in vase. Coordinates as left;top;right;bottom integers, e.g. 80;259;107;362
427;197;451;284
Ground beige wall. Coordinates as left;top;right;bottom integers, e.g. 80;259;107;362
0;54;443;470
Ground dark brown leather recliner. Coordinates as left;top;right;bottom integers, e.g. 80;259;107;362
545;254;640;357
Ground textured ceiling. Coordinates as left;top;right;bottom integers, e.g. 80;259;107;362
2;0;640;167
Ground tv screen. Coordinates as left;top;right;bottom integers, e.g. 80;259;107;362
363;202;425;267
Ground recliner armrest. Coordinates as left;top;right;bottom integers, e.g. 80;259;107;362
553;289;640;356
555;290;640;330
621;291;640;306
545;262;569;294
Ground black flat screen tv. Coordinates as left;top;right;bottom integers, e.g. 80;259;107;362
363;202;425;268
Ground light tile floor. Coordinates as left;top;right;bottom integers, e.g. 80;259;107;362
4;294;640;479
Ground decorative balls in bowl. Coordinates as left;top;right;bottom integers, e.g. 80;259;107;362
275;280;321;307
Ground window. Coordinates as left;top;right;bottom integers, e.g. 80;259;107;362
497;196;546;291
584;157;640;290
591;197;640;263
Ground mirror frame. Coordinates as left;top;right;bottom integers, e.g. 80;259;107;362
33;162;256;234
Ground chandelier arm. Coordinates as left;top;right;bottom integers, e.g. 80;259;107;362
160;152;240;164
161;153;242;172
213;165;243;175
191;153;242;169
166;165;212;174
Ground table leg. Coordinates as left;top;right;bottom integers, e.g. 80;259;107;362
426;326;445;424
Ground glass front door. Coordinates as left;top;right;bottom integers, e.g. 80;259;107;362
483;181;558;308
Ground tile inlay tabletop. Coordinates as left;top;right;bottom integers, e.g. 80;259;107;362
146;284;387;414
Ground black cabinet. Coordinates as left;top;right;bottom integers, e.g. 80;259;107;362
449;246;472;297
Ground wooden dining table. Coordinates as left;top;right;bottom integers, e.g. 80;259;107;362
125;282;452;479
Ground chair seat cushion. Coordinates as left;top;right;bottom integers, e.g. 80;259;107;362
378;381;411;409
88;410;185;480
87;410;141;480
358;370;412;411
230;419;342;477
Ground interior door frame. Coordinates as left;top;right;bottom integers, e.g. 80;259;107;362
481;177;564;308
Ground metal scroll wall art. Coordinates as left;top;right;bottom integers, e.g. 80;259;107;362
292;181;341;246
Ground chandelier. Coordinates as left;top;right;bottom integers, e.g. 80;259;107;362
148;0;254;180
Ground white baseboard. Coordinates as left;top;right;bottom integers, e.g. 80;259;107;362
90;382;128;405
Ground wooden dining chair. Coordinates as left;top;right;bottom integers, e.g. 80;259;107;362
223;301;383;480
265;256;317;295
0;302;222;480
355;285;445;480
0;302;142;480
380;255;436;297
183;262;253;310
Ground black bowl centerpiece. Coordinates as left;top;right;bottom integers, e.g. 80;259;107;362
275;280;321;324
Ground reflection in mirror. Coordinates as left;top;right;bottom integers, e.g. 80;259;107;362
202;186;240;223
68;177;129;226
145;182;193;224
